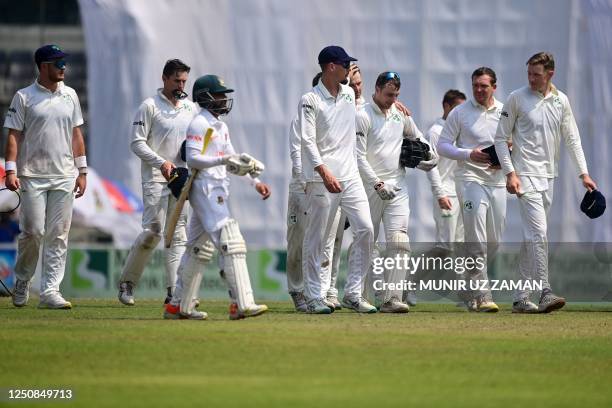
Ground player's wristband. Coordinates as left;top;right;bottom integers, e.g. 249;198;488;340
5;161;17;172
74;156;87;169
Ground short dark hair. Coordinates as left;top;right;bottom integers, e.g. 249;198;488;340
471;67;497;85
375;71;401;90
163;59;190;77
526;52;555;71
442;89;466;106
312;72;322;87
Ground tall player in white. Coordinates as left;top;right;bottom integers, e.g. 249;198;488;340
438;67;506;313
118;59;197;306
165;74;270;320
357;71;437;313
494;52;597;313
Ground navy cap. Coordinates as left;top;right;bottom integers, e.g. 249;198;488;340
318;45;357;65
34;44;68;65
580;190;606;219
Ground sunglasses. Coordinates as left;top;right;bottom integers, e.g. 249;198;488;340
385;71;400;81
43;60;67;70
335;61;351;69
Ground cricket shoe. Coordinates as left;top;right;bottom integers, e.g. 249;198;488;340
379;298;410;313
464;299;478;312
38;292;72;309
239;303;269;319
477;299;499;313
118;281;135;306
341;296;377;314
404;291;417;307
163;303;180;319
289;291;308;313
323;298;336;312
12;279;31;307
326;295;342;310
538;293;566;313
179;310;208;320
512;299;539;314
306;298;333;314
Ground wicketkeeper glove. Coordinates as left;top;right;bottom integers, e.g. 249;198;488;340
225;153;256;176
399;138;432;168
374;181;401;200
167;167;189;199
249;158;265;178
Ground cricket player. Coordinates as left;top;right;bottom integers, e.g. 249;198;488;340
357;71;438;313
165;74;270;320
437;67;506;313
118;59;197;306
300;45;376;314
425;90;466;253
494;52;597;313
4;44;86;309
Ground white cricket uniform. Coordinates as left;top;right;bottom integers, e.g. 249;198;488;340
328;97;366;299
3;80;83;297
356;101;423;302
299;82;374;301
494;85;588;301
438;99;506;301
425;118;464;251
120;90;197;289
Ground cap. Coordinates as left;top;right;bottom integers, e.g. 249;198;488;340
34;44;68;65
580;189;606;219
318;45;357;65
192;74;234;97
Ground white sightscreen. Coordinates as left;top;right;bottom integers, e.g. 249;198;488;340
79;0;611;247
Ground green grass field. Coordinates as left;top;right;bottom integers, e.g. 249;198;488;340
1;299;611;407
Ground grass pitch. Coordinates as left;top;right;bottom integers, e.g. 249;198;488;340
1;299;611;408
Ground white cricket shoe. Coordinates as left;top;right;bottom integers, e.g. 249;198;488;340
118;281;135;306
341;296;377;314
38;292;72;309
12;279;31;307
289;291;308;313
179;310;208;320
512;299;539;314
326;295;342;310
379;299;410;313
241;304;269;319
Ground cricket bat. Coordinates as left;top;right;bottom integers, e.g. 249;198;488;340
164;128;213;248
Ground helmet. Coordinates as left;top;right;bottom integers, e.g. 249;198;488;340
192;74;234;115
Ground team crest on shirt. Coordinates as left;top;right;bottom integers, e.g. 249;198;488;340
217;196;224;204
552;96;562;108
464;200;474;212
390;113;402;123
289;214;297;224
341;93;354;104
61;94;73;105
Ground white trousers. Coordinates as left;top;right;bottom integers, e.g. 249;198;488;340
145;182;188;287
514;179;554;301
432;195;464;252
302;178;373;301
286;189;339;296
328;210;347;298
15;177;74;296
458;181;506;300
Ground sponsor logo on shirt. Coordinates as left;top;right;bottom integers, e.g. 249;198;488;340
8;107;16;113
463;200;474;212
501;111;509;117
356;131;365;138
302;104;314;111
187;134;203;142
133;120;145;126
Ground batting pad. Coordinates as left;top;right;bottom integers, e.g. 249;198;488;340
120;229;161;284
220;219;255;311
383;231;411;303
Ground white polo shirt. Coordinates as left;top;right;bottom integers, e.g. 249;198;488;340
185;109;235;182
494;85;588;179
3;80;83;178
425;118;458;198
356;100;423;186
131;89;198;183
299;82;358;182
438;99;505;187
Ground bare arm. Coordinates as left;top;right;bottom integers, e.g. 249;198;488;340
4;129;20;190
